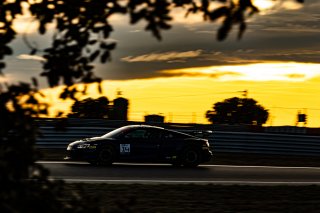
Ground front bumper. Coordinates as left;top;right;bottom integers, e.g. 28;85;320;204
201;149;213;162
65;149;98;161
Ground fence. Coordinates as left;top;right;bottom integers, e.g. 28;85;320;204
210;131;320;156
35;119;320;157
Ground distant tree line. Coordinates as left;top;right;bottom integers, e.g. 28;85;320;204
68;96;129;120
69;96;269;126
206;97;269;126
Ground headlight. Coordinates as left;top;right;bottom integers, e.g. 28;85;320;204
202;140;210;150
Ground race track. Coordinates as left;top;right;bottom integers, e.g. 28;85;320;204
39;161;320;185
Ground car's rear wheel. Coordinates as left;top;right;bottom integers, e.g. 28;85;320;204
97;146;115;166
181;148;201;167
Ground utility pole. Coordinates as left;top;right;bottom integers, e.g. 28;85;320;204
116;88;122;97
238;90;248;98
296;109;307;127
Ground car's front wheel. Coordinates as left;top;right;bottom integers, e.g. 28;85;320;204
181;148;201;167
97;146;115;166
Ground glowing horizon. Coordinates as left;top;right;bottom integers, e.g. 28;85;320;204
40;61;320;127
161;62;320;82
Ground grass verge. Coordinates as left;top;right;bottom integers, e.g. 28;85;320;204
40;149;320;212
65;183;320;213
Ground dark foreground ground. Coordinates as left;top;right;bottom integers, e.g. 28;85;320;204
66;183;320;213
40;149;320;212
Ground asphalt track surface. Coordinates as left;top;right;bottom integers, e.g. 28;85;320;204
38;161;320;185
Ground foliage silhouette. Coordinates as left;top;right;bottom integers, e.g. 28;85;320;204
109;97;129;121
68;96;129;120
206;97;269;126
0;84;106;212
0;0;303;212
68;97;110;118
0;0;303;95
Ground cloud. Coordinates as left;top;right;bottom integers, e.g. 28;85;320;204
121;50;203;63
285;73;306;79
251;0;303;16
262;25;320;33
7;0;319;84
280;1;304;10
129;30;142;33
17;54;46;61
198;51;263;65
156;62;320;82
241;49;320;64
200;49;320;65
159;69;241;79
0;74;12;83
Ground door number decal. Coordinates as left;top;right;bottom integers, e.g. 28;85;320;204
120;144;130;154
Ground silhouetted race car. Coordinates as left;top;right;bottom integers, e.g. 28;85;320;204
65;125;213;167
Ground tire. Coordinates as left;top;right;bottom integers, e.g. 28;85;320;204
181;148;201;167
97;146;115;166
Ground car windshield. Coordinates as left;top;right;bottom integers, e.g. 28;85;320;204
101;126;131;139
164;129;196;139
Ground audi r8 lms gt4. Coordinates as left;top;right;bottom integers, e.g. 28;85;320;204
65;125;213;167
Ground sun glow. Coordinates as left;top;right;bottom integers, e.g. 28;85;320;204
162;62;320;82
41;62;320;127
253;0;275;10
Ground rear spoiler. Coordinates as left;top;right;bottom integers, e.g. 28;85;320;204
191;130;213;138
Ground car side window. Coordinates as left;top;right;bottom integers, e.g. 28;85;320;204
124;129;150;139
162;130;187;139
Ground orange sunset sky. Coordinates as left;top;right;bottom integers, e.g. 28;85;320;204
43;61;320;127
2;0;320;127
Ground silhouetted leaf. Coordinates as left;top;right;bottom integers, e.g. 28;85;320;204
208;7;228;21
217;17;232;41
30;48;37;55
238;22;246;40
108;42;117;50
159;22;171;30
100;51;110;63
0;62;6;69
88;39;97;45
38;91;45;97
31;77;38;88
98;82;102;94
39;23;46;34
103;25;113;38
89;50;100;61
56;111;63;117
4;45;13;55
26;95;38;104
202;0;209;11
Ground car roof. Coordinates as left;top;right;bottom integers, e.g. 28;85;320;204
122;125;165;130
122;125;197;138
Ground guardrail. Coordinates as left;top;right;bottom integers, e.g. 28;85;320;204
36;125;320;157
210;131;320;156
